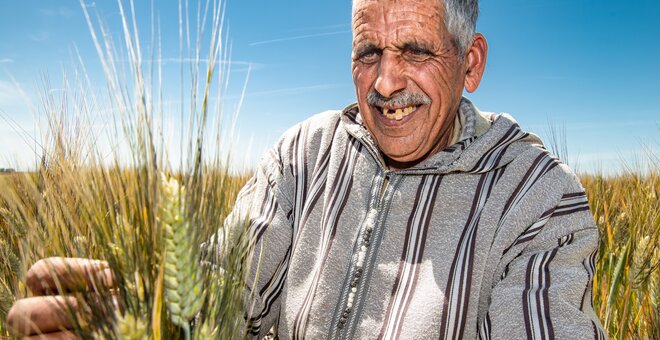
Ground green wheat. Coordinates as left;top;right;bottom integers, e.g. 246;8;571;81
160;175;204;339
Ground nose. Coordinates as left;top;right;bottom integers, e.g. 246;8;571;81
374;50;406;98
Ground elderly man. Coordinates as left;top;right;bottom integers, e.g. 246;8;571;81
9;0;606;339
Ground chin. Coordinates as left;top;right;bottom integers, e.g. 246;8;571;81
380;150;427;169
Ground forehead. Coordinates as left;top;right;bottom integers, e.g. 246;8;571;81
351;0;445;42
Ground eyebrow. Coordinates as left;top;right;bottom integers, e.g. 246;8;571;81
401;42;433;54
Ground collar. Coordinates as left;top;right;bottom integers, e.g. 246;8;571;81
341;97;492;171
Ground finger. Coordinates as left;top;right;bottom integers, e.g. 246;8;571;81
6;296;85;336
22;330;77;340
26;257;115;296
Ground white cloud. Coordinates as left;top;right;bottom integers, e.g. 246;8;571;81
572;147;658;175
243;83;347;98
117;58;262;72
40;7;76;17
29;30;50;42
0;80;20;108
0;131;40;170
0;58;13;64
0;79;39;128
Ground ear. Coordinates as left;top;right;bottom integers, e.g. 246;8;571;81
463;33;488;93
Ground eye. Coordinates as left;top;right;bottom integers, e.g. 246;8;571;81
402;44;434;62
355;46;381;64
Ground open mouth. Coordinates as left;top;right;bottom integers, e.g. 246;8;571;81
378;105;419;121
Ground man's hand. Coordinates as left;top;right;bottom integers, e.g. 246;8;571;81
6;257;116;339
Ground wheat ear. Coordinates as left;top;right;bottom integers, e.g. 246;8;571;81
159;175;204;340
113;311;148;340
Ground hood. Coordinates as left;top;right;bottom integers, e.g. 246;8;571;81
340;97;544;174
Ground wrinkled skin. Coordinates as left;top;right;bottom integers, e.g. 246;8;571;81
352;0;487;168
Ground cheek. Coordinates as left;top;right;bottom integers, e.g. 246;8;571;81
351;62;360;81
424;60;463;97
418;65;451;96
352;64;375;96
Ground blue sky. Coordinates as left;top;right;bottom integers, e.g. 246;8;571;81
0;0;658;173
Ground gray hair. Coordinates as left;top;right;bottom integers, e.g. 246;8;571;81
443;0;479;56
352;0;479;57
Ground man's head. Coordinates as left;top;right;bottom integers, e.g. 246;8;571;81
351;0;487;168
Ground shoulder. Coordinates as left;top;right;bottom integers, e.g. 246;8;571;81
275;109;344;153
479;111;594;232
498;126;586;218
255;108;346;184
490;133;596;251
479;111;578;189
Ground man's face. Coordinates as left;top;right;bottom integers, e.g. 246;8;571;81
351;0;467;167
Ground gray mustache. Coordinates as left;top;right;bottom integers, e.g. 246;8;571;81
366;90;431;108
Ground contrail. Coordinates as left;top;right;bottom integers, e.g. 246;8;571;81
249;30;350;46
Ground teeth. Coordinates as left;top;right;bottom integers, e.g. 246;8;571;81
394;109;403;120
381;105;416;120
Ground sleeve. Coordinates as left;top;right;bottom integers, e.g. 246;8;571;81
205;146;294;339
479;176;608;340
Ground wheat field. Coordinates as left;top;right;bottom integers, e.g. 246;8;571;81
581;168;659;339
0;0;658;338
1;159;658;339
0;0;258;337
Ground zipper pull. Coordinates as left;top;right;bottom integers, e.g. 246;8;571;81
379;174;390;202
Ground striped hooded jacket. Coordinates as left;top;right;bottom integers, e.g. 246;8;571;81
221;97;607;339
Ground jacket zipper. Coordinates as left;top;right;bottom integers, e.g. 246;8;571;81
327;133;424;338
329;170;398;339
